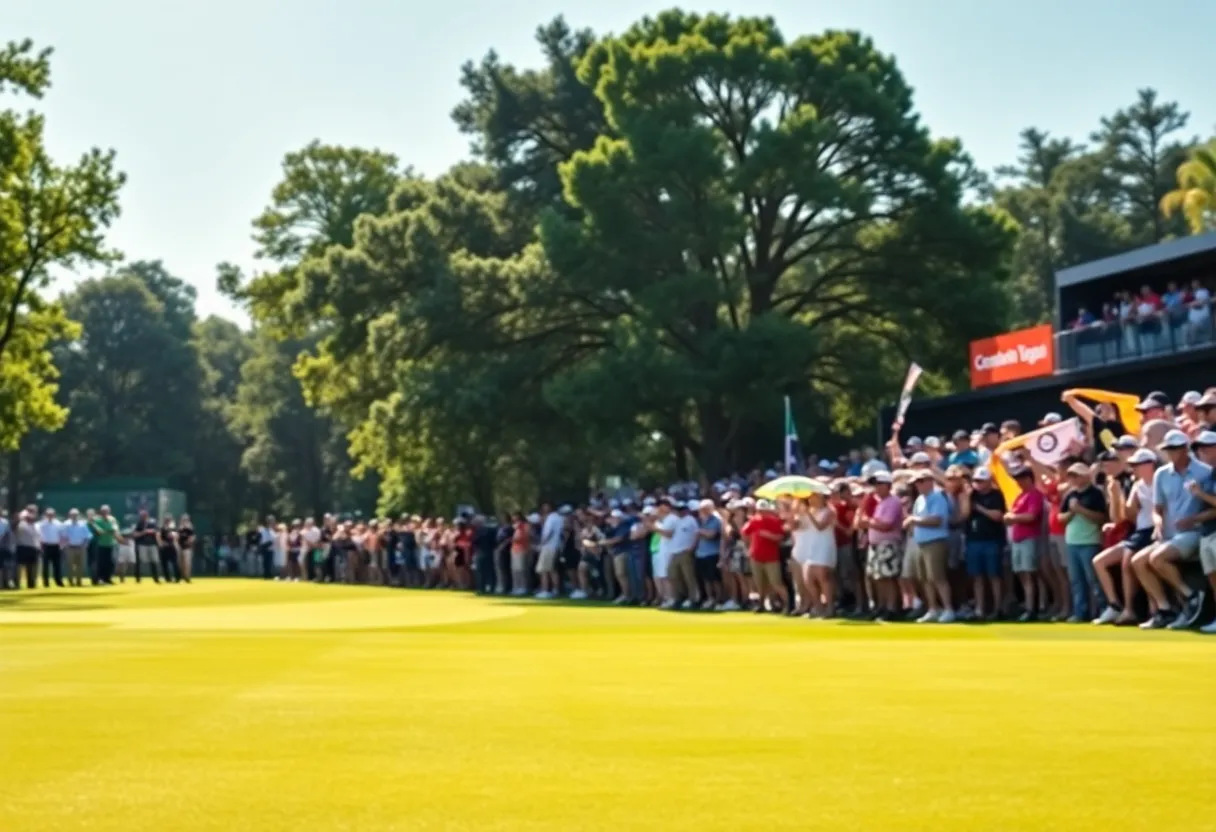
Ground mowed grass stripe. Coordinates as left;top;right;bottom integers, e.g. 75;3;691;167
0;580;1212;831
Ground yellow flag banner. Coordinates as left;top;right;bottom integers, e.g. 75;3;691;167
988;418;1085;506
1063;388;1143;437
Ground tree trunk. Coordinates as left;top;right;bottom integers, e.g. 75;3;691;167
695;399;730;479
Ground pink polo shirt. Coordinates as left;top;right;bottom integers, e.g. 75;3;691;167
867;494;904;546
1009;488;1044;544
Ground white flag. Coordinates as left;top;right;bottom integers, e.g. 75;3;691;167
1024;418;1084;467
892;362;923;431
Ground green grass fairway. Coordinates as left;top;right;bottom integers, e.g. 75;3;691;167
1;580;1213;831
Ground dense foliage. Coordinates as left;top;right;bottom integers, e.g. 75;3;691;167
4;16;1216;524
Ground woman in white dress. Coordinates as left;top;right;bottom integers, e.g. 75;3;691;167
789;494;838;617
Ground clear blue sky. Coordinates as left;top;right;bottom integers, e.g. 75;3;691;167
11;0;1216;323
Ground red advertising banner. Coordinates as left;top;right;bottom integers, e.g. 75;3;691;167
969;324;1055;389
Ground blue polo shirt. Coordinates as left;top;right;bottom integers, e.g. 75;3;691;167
696;514;722;558
1152;457;1213;538
911;489;951;545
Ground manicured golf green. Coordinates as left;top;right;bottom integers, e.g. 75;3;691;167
1;580;1212;831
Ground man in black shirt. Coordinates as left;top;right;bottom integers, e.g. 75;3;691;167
133;510;162;583
961;467;1006;620
471;515;498;594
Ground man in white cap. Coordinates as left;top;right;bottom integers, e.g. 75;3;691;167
669;501;702;609
960;466;1005;621
741;499;788;613
1130;429;1211;629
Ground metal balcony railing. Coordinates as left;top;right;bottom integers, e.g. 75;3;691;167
1054;303;1215;372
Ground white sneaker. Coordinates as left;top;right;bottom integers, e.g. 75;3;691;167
1093;606;1120;625
612;595;627;605
680;600;694;610
717;600;740;612
700;599;716;610
569;590;588;600
936;609;956;624
1199;619;1216;635
917;609;940;623
660;599;677;610
534;591;553;600
511;588;526;597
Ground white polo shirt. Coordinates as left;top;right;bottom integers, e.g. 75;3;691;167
37;519;63;547
672;513;700;553
656;513;681;559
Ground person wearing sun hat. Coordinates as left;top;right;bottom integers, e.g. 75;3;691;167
1004;465;1045;622
1129;429;1211;630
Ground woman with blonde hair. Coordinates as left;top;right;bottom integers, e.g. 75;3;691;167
789;493;838;617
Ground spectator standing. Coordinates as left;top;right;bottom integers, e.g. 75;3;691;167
652;499;680;609
961;467;1005;620
133;510;162;583
535;503;563;600
1005;467;1046;622
669;502;701;609
15;508;41;590
905;471;954;623
90;505;119;585
741;500;788;614
1058;462;1106;622
789;494;837;617
62;509;92;587
694;500;723;610
862;472;903;620
37;508;65;588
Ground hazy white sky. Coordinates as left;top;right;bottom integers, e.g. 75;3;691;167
11;0;1215;323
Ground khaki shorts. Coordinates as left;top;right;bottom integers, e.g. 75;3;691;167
535;544;558;574
1010;539;1039;573
915;539;949;584
752;561;782;596
901;538;921;580
1200;532;1216;575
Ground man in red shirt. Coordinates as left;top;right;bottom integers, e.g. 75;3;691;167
742;499;788;613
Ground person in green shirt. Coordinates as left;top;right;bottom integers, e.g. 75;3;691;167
1059;463;1107;623
91;505;120;585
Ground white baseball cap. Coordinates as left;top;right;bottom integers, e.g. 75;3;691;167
698;499;715;510
641;506;657;516
1192;430;1216;447
867;471;893;484
1179;390;1202;406
971;466;992;481
910;451;932;465
1159;429;1190;450
1040;412;1063;425
1128;448;1158;465
755;499;775;511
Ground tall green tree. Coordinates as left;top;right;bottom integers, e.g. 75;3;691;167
1091;88;1190;243
533;11;1012;474
0;39;124;453
51;272;200;484
191;315;255;533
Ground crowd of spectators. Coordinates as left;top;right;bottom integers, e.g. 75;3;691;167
5;387;1215;637
1066;279;1213;365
